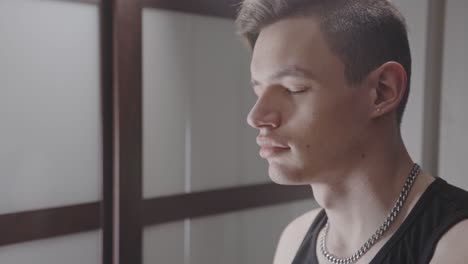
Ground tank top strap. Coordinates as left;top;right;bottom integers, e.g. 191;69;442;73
292;209;327;264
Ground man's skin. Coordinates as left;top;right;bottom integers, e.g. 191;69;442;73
246;15;468;263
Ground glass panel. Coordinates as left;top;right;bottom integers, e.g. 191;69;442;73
0;1;101;214
190;199;317;264
0;231;101;264
186;12;267;192
392;0;430;163
142;8;265;198
143;221;186;264
143;9;189;198
439;0;468;189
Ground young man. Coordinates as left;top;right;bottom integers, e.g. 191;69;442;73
235;0;468;263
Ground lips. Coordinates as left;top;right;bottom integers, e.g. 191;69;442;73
259;146;290;158
256;136;290;158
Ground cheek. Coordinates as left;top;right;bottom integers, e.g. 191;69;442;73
293;97;340;134
292;96;362;150
287;90;366;135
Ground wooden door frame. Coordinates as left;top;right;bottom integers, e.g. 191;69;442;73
0;2;312;264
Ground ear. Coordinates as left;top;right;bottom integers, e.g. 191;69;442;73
369;62;407;119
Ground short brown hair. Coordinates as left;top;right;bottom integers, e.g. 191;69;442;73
235;0;412;125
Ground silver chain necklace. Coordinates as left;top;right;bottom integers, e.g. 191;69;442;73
319;163;421;264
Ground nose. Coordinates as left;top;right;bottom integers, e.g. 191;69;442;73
246;95;281;129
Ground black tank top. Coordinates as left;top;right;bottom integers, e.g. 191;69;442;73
292;177;468;264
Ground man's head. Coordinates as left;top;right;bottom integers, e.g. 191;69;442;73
236;0;412;184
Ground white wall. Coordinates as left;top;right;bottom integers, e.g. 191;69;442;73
392;0;430;165
439;0;468;189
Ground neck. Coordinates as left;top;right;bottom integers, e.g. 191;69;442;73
311;134;418;255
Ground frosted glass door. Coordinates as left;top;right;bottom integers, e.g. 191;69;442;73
0;1;102;263
142;8;265;199
0;0;102;214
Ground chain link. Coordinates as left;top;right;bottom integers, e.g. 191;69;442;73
320;163;421;264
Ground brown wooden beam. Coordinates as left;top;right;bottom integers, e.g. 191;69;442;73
141;0;242;19
0;203;100;247
143;183;312;226
0;183;312;247
113;0;143;263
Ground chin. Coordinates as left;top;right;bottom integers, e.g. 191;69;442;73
268;162;310;185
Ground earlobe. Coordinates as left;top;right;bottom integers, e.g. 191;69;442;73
371;62;406;118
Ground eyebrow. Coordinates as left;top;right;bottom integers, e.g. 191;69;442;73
251;65;315;86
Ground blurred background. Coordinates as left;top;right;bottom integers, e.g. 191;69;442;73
0;0;466;263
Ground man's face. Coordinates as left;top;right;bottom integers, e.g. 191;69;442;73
248;16;372;184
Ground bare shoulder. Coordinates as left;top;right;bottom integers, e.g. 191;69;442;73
273;207;323;264
429;219;468;263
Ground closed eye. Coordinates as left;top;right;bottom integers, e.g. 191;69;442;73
286;87;308;95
